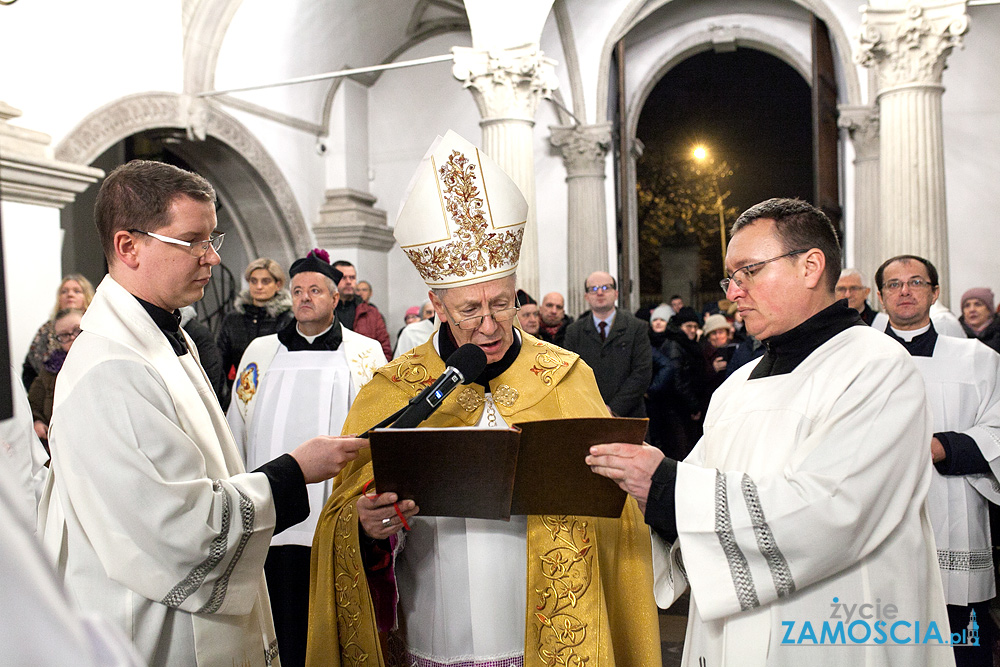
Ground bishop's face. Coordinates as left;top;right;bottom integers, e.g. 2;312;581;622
432;276;518;364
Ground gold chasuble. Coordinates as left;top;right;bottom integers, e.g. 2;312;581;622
307;332;661;667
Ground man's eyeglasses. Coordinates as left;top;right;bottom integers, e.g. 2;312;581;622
720;249;808;292
445;300;521;331
129;229;225;258
586;284;615;294
53;328;82;344
882;278;935;293
835;285;866;294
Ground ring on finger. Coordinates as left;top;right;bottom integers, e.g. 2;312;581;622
381;517;392;527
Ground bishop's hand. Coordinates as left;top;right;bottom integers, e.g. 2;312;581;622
358;492;419;540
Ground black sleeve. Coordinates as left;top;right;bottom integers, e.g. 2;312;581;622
934;431;992;476
609;322;653;417
254;454;310;534
644;457;679;543
184;319;225;398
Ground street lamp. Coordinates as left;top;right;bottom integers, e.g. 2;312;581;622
692;145;728;277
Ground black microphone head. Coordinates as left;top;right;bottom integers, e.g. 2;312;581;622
448;344;488;385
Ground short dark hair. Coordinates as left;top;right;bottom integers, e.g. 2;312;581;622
732;198;841;292
95;160;215;264
332;260;354;270
874;255;939;292
583;275;617;291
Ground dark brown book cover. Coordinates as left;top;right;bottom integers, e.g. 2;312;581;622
510;417;647;517
369;427;521;520
370;417;647;519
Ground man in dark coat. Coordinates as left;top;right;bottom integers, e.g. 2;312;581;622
538;291;572;346
564;271;652;417
332;259;391;358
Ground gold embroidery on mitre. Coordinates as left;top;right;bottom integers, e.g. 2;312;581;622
493;384;518;408
236;363;259;406
533;516;593;665
456;386;484;412
529;351;569;387
402;149;524;284
333;503;373;666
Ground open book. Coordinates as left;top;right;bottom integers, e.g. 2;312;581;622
369;417;647;520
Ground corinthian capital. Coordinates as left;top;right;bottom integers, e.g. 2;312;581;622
856;1;969;91
837;105;880;160
549;123;612;177
452;45;558;122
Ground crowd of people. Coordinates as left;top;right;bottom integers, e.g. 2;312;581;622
4;134;1000;667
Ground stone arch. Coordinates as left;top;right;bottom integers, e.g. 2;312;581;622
54;92;310;267
595;0;862;122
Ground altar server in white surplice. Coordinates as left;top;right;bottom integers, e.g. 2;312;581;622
876;254;1000;667
37;160;366;667
227;250;385;666
589;198;953;667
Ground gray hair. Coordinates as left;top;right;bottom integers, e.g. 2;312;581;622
839;268;866;287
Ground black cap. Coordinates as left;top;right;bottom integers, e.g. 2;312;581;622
289;248;343;284
516;289;536;306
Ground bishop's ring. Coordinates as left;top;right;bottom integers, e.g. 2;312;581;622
381;517;392;527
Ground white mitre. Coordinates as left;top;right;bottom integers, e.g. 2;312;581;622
394;130;528;289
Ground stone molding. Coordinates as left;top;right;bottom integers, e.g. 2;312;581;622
0;102;103;208
837;105;880;161
314;188;394;252
856;1;969;93
549;123;612;178
54;92;309;249
452;45;558;123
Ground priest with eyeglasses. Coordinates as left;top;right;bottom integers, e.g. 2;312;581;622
588;198;952;666
307;131;661;667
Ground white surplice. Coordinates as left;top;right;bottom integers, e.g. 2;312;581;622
38;276;280;667
653;325;953;667
907;331;1000;604
1;363;49;529
227;327;385;547
396;334;527;667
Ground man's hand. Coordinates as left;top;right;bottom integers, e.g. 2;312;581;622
358;493;419;540
931;436;946;463
290;436;367;484
586;442;665;513
33;420;48;440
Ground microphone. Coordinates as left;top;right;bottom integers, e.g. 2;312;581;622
388;344;488;429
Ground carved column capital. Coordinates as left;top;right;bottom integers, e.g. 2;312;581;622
856;1;969;92
838;105;880;161
452;45;558;123
549;123;612;177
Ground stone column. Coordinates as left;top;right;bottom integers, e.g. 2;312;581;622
453;45;557;298
550;123;612;317
856;0;969;298
838;105;880;289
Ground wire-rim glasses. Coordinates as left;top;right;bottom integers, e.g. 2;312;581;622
720;249;808;292
128;229;225;258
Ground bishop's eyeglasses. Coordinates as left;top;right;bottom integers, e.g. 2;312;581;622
444;298;521;331
128;229;225;258
720;249;808;292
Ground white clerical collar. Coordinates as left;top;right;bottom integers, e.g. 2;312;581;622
889;322;931;342
297;322;333;343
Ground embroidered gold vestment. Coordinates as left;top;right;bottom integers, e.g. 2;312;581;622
306;333;661;667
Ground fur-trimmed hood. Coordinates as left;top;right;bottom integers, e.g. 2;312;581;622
232;289;292;317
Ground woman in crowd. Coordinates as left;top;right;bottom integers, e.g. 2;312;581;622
652;307;705;459
22;274;94;390
28;307;83;450
959;288;1000;353
216;258;294;404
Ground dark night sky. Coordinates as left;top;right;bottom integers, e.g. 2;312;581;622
636;48;813;217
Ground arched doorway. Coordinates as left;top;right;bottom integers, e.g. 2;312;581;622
56;93;310;331
634;47;813;311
